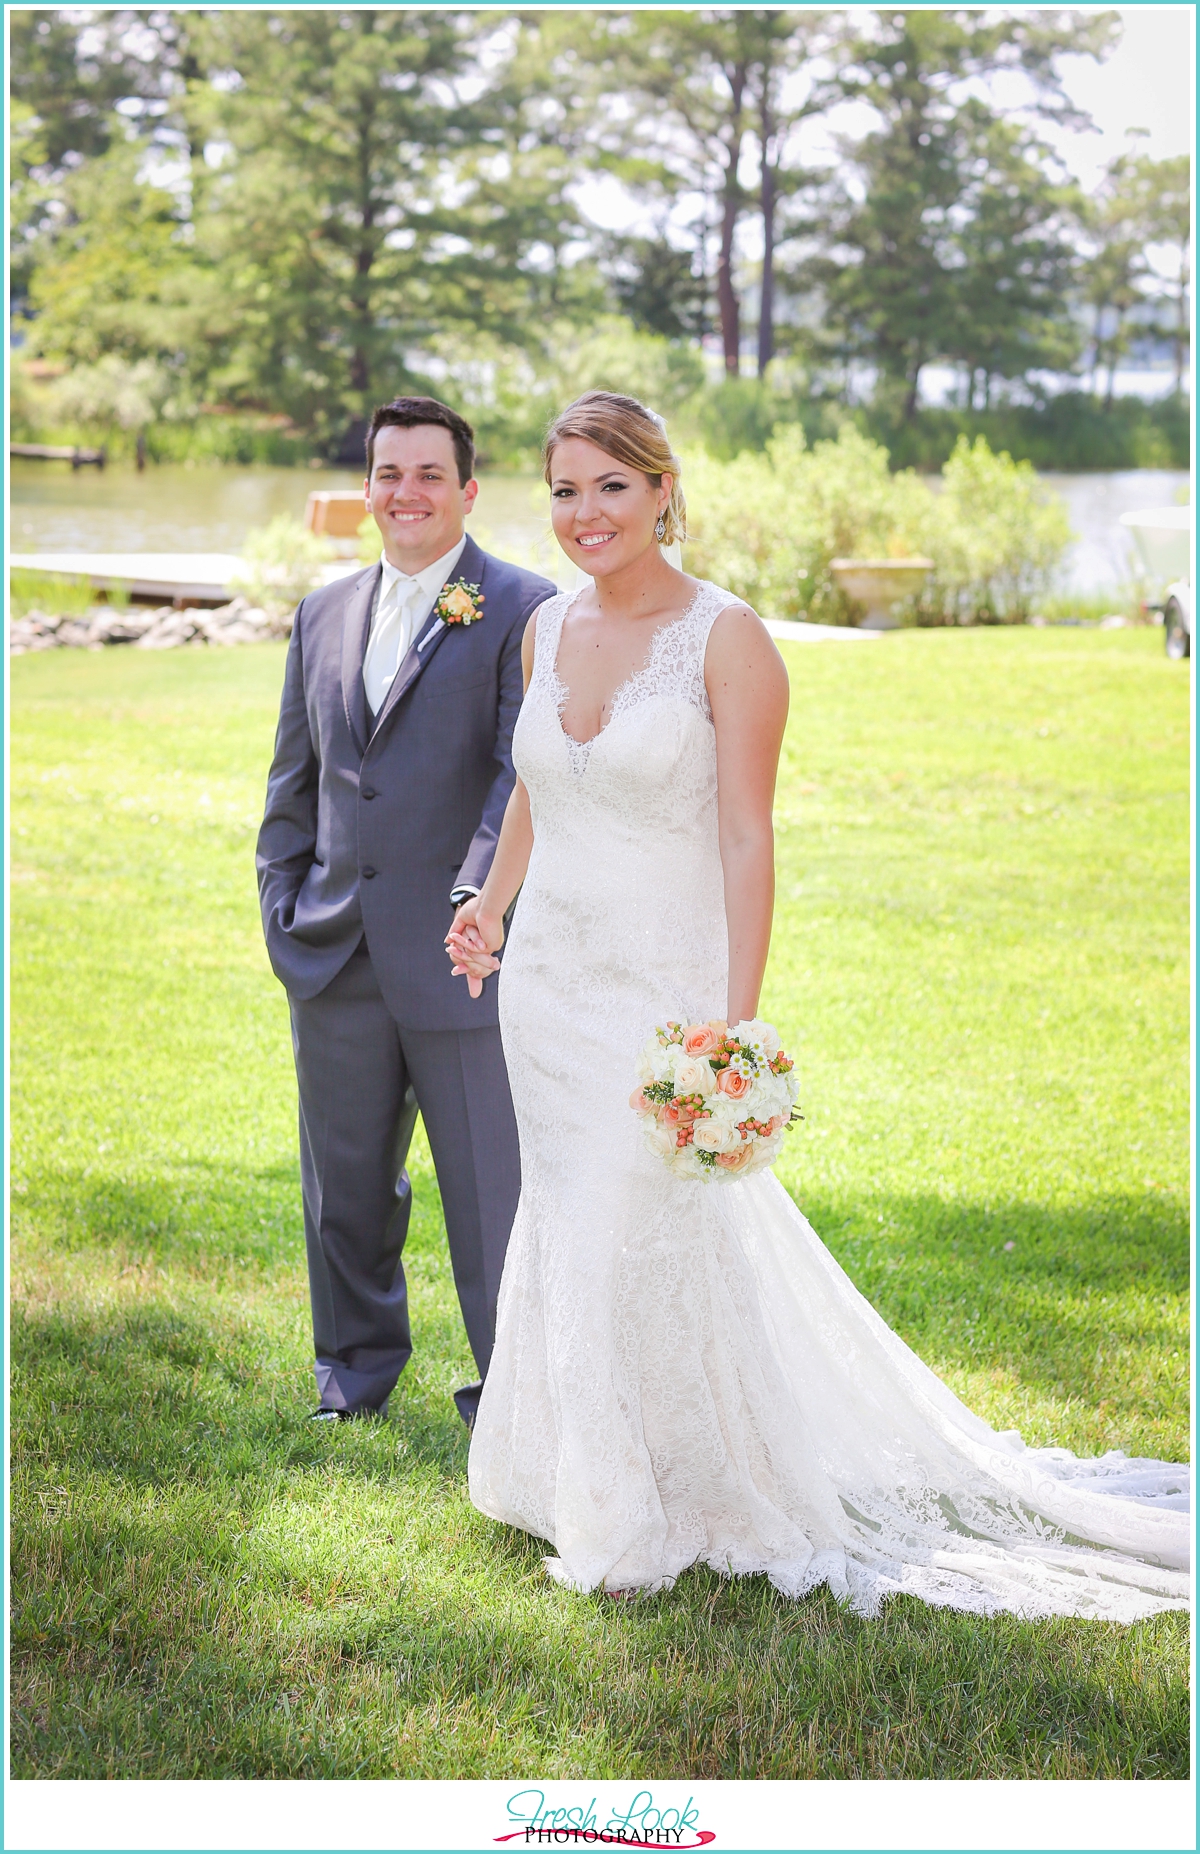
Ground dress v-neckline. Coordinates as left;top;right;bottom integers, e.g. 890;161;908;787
550;585;703;752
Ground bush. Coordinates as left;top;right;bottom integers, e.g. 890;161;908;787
683;427;1072;625
418;318;706;469
144;417;311;467
227;517;336;616
44;356;173;432
921;437;1074;624
860;392;1190;473
685;425;932;624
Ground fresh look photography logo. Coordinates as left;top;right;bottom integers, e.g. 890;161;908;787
495;1789;715;1848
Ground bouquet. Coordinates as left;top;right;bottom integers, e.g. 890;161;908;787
630;1018;800;1182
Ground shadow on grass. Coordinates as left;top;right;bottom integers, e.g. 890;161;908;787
10;1287;470;1489
11;1168;1190;1774
14;1150;458;1268
18;1160;1188;1387
10;1445;1189;1778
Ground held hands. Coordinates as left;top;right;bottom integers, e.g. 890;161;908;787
445;896;504;1000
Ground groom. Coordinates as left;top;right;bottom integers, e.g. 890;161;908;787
256;396;555;1426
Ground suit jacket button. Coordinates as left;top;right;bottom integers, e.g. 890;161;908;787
361;786;376;800
362;866;377;879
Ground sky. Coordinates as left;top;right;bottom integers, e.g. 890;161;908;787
576;5;1194;236
1029;4;1193;189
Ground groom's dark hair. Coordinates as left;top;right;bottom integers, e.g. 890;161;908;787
366;396;476;486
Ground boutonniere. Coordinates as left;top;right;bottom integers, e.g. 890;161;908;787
435;580;484;627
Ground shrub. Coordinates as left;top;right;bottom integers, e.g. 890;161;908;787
682;427;1072;625
685;424;934;624
227;517;336;616
920;437;1075;624
420;318;707;469
45;356;174;432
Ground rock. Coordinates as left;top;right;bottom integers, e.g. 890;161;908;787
8;618;61;654
13;591;292;653
86;610;157;645
136;610;199;649
56;621;94;648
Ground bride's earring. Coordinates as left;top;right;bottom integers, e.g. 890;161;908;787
655;514;667;540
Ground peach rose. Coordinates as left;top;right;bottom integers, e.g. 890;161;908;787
629;1087;654;1115
716;1068;752;1099
441;585;478;621
682;1024;720;1057
716;1144;755;1172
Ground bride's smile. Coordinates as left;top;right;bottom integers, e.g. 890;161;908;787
550;437;671;582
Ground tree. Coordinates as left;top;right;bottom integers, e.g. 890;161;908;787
603;234;708;341
1148;155;1191;397
186;10;609;435
556;11;761;374
1079;144;1190;403
805;8;1118;417
187;10;476;428
740;11;835;376
944;111;1082;405
10;9;212;324
24;136;202;373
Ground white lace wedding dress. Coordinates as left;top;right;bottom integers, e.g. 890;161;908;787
467;582;1190;1620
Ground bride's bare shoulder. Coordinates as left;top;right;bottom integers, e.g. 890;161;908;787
705;596;785;666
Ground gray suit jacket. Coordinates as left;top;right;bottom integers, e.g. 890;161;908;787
256;534;556;1031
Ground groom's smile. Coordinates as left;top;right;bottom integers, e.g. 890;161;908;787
366;423;479;575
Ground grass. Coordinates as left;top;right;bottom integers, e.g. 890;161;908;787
9;626;1190;1779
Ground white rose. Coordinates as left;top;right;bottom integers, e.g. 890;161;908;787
692;1117;739;1154
674;1056;716;1097
643;1120;675;1159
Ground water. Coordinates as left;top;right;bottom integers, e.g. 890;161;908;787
9;460;568;586
1044;472;1190;593
9;459;1190;596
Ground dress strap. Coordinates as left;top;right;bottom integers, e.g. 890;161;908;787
530;589;572;690
640;581;741;722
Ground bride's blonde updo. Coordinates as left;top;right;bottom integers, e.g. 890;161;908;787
542;391;687;546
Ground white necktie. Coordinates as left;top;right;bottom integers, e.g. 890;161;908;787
363;577;420;715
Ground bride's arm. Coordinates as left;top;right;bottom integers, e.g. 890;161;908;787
706;605;790;1024
446;609;540;998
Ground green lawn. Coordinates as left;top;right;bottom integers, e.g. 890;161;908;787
9;626;1190;1779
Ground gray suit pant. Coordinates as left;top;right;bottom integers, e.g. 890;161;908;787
289;941;520;1418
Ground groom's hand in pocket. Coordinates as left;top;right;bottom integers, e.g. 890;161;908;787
446;897;503;1000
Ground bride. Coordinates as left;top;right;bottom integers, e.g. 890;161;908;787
445;391;1189;1619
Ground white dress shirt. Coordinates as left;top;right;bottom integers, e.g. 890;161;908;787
362;534;468;717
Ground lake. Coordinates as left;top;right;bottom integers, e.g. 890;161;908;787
9;459;1191;596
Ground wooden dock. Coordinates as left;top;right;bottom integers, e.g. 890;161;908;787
11;443;107;469
9;551;246;607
